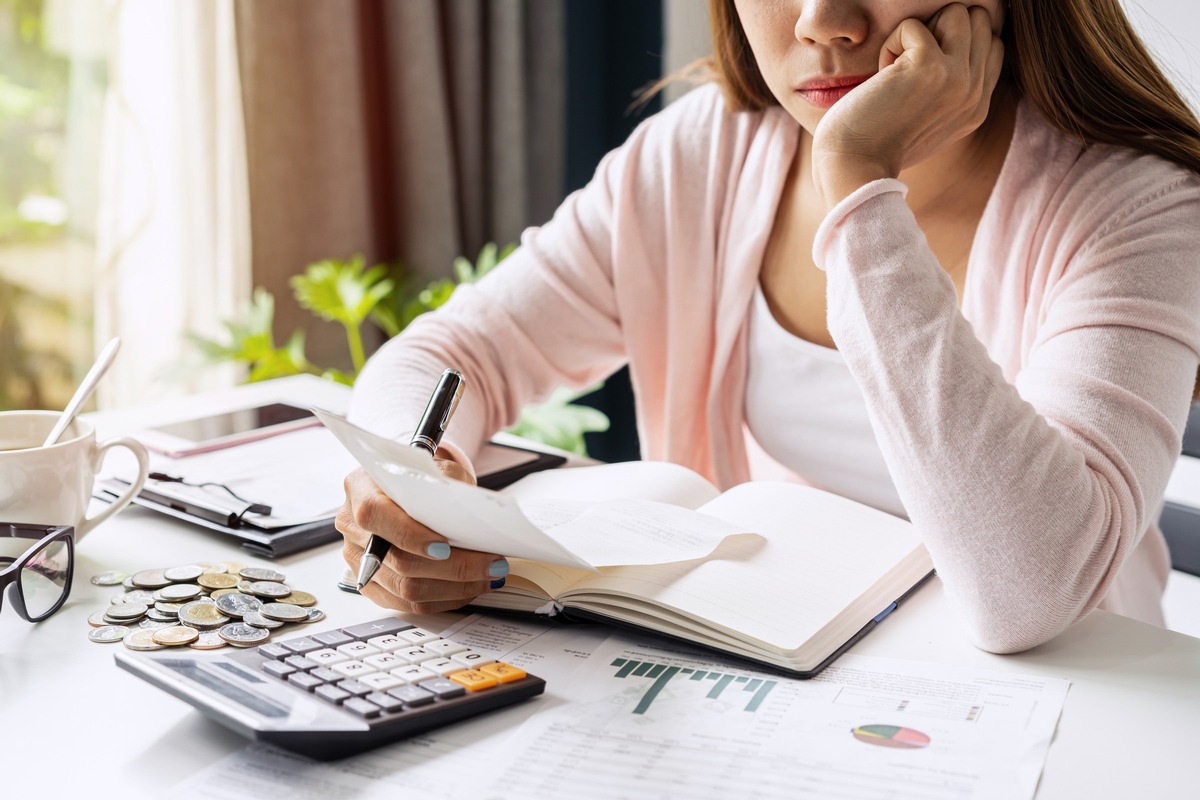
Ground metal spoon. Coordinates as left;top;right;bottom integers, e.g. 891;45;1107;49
43;337;122;447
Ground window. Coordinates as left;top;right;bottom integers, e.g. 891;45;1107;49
0;0;107;411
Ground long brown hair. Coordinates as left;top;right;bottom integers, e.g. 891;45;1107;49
705;0;1200;398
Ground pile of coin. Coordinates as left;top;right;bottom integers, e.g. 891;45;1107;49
86;561;325;652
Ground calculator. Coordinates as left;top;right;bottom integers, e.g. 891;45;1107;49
114;616;546;760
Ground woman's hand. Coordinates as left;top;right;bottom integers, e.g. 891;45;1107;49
811;3;1005;209
335;459;509;614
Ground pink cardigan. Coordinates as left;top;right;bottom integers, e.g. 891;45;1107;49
350;84;1200;653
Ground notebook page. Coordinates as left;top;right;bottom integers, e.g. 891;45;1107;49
563;481;926;652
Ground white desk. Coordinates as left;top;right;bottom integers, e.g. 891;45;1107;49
2;376;1197;798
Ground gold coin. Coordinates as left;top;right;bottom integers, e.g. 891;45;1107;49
221;561;247;573
197;573;239;590
189;631;229;650
152;625;200;646
209;587;240;598
278;590;317;607
87;610;110;627
195;562;228;575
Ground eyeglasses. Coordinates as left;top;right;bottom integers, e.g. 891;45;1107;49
0;523;75;622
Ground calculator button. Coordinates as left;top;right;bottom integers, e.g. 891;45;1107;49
336;642;381;659
447;670;498;692
311;630;355;648
386;684;436;707
284;655;319;672
288;672;325;692
364;692;406;713
365;634;406;652
450;651;494;669
418;678;467;699
280;637;323;655
311;667;343;683
422;639;468;656
341;619;413;640
314;685;351;705
343;697;381;718
398;627;437;645
362;653;404;671
258;643;292;660
261;661;297;680
307;649;349;667
423;658;464;678
336;679;372;697
331;661;377;678
396;647;436;664
390;665;436;684
480;662;527;683
358;673;405;692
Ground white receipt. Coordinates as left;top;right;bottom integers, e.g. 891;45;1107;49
314;410;744;569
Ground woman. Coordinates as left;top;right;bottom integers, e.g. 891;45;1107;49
337;0;1200;653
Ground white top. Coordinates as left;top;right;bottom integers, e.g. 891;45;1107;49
745;285;906;517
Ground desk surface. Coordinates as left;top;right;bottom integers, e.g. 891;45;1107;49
2;376;1197;798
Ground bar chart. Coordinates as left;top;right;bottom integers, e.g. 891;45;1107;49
609;657;778;714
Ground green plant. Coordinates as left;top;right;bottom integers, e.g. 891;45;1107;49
187;243;609;455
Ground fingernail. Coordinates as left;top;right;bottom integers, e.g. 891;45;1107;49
490;577;506;590
426;542;451;560
488;559;509;578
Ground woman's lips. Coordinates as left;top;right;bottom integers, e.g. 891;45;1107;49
795;77;869;109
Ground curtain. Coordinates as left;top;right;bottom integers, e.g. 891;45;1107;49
234;0;565;371
94;0;249;408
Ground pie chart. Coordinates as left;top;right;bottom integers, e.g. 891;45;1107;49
851;724;931;749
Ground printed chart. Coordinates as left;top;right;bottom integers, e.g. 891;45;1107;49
490;636;1070;800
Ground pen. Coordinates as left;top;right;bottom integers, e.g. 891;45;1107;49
355;368;465;591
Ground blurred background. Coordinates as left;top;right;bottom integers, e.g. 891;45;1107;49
0;0;1196;462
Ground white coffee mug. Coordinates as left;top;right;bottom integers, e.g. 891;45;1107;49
0;410;150;540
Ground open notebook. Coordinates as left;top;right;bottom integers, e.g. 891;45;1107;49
318;410;934;677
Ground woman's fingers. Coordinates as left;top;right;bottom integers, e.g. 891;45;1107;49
338;467;449;558
358;573;492;615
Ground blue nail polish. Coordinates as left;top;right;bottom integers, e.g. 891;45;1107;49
490;577;506;590
488;559;509;578
426;542;451;560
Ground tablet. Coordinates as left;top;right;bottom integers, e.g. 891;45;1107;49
137;402;321;457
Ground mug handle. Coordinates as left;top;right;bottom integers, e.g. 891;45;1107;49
80;436;150;537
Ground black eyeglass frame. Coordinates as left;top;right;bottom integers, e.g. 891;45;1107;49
0;523;75;622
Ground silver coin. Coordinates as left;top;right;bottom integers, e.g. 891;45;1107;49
105;602;149;621
163;565;204;582
300;608;326;624
177;600;232;629
123;629;165;651
131;569;171;589
245;581;291;599
139;619;175;629
217;622;270;646
88;625;129;643
214;592;262;618
242;610;284;629
238;567;285;582
196;562;228;575
154;601;182;615
121;590;157;606
146;609;177;622
258;602;308;623
122;576;136;589
87;610;110;627
90;570;127;586
158;583;202;602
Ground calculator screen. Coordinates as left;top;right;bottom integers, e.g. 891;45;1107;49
161;659;290;718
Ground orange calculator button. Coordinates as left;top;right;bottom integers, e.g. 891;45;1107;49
480;662;527;684
448;669;499;692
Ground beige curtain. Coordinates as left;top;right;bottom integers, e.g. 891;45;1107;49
234;0;565;370
94;0;250;408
